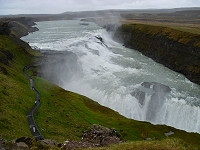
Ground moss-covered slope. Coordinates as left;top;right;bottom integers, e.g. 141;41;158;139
114;24;200;85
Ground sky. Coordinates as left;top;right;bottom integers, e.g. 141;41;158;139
0;0;199;15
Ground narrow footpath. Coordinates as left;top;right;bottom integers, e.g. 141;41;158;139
23;65;44;140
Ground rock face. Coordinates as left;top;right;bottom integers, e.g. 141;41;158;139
113;24;200;85
0;22;11;35
61;124;121;150
0;17;39;38
131;82;171;122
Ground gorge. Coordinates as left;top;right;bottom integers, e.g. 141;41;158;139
21;19;200;134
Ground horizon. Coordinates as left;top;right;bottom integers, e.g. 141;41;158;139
0;7;200;16
0;0;200;15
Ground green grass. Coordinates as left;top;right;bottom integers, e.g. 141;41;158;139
0;34;200;149
0;35;35;139
83;138;198;150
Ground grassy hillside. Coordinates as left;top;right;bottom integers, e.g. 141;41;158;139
0;35;35;139
0;34;200;149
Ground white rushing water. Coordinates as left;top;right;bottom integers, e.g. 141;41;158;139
22;20;200;133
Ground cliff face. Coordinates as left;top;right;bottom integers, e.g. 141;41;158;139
0;17;39;38
113;24;200;85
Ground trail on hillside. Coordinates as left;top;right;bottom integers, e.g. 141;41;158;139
23;65;44;140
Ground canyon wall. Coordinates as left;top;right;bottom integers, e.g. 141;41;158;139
113;24;200;85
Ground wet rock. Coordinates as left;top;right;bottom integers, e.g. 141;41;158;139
141;82;171;93
131;82;171;121
141;82;151;88
131;89;145;105
145;82;170;121
165;131;174;137
152;82;171;93
79;23;89;26
95;36;103;43
95;36;108;48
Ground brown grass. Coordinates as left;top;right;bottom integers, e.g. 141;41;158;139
82;138;198;150
122;19;200;35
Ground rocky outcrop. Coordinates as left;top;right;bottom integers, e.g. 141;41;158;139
1;137;60;150
0;125;121;150
113;24;200;85
61;124;121;150
38;139;58;147
0;22;11;35
0;17;39;38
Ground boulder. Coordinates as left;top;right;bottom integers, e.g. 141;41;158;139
61;124;121;150
16;142;29;150
39;139;58;147
82;124;120;146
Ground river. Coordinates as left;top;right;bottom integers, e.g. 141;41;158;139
21;19;200;133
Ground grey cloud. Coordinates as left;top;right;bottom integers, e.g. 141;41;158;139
0;0;199;15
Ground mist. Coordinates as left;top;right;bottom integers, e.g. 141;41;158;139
22;19;200;134
38;50;82;88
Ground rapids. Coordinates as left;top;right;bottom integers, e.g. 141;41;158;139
22;20;200;133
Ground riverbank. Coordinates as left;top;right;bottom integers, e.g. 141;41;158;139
113;23;200;85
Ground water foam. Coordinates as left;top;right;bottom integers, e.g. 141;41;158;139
22;20;200;133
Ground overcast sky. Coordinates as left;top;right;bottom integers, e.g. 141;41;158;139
0;0;199;15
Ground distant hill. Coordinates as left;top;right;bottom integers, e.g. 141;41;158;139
1;7;200;22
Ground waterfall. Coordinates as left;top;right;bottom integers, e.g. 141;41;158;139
21;19;200;133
